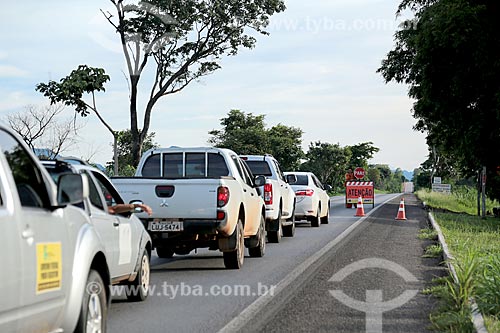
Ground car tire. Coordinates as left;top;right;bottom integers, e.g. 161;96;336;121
282;205;296;237
267;209;282;243
75;269;107;333
223;220;245;269
127;249;150;302
309;206;321;227
156;247;174;258
248;215;266;258
321;201;330;224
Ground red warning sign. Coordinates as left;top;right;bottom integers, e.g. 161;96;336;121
345;181;374;207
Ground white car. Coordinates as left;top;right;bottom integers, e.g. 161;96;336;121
240;155;296;242
43;159;152;301
283;171;331;227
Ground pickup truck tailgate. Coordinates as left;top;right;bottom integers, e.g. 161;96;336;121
114;178;219;219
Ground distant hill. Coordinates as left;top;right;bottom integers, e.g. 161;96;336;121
402;170;414;181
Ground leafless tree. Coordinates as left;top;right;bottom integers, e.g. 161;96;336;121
6;104;85;158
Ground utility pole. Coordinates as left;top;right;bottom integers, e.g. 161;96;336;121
481;167;486;218
477;169;481;217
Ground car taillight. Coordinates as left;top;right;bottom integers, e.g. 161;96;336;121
217;186;230;207
264;183;273;204
295;189;314;196
217;210;226;220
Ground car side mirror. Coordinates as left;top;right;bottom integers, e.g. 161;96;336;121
254;175;266;187
57;173;89;205
286;174;297;184
325;184;332;191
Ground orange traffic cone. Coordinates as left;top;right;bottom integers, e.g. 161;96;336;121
355;196;365;217
395;198;407;220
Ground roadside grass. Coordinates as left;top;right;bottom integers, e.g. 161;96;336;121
419;228;438;241
417;187;498;215
423;244;443;258
415;189;500;332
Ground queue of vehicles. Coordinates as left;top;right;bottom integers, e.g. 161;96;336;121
0;124;332;332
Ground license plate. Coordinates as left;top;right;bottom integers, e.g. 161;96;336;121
148;220;183;232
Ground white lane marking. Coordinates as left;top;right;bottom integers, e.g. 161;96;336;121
218;194;401;333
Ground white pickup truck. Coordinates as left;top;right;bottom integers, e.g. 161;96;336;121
240;155;296;243
0;123;110;332
112;147;267;269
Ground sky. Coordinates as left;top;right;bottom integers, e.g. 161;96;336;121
0;0;428;171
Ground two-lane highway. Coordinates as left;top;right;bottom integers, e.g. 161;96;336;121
107;194;400;332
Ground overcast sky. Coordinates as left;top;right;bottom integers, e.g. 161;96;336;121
0;0;428;171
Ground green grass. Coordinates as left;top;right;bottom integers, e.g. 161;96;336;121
419;228;438;240
416;187;498;215
423;244;443;258
415;188;500;332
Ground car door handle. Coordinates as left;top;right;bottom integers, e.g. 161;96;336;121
113;219;120;227
22;227;34;239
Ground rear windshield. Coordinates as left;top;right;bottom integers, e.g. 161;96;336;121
141;152;229;178
293;175;309;186
245;161;272;176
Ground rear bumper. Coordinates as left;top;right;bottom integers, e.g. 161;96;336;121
294;198;316;221
141;219;223;235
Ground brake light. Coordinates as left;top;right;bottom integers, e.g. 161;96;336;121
295;189;314;196
217;186;230;207
217;210;226;220
264;183;273;204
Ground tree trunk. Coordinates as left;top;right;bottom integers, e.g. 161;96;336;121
130;75;141;166
113;132;118;175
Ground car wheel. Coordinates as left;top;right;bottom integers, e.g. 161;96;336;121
156;247;174;258
282;205;296;237
267;209;282;243
127;249;150;302
75;269;107;333
321;201;330;224
223;220;245;269
309;206;321;227
249;215;266;257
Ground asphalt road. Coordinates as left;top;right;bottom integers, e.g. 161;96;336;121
107;193;443;333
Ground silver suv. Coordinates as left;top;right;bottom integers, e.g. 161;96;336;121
0;124;110;332
43;159;152;302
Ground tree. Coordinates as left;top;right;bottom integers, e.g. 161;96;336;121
378;0;500;200
208;109;305;171
5;104;84;158
208;109;268;154
35;65;121;173
266;124;304;171
346;142;380;170
300;141;351;190
106;129;159;176
99;0;286;165
367;166;382;188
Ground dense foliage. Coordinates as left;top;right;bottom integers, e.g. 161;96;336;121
208;110;405;193
208;109;304;171
106;129;158;176
378;0;500;201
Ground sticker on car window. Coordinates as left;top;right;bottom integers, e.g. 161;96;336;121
36;242;62;293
